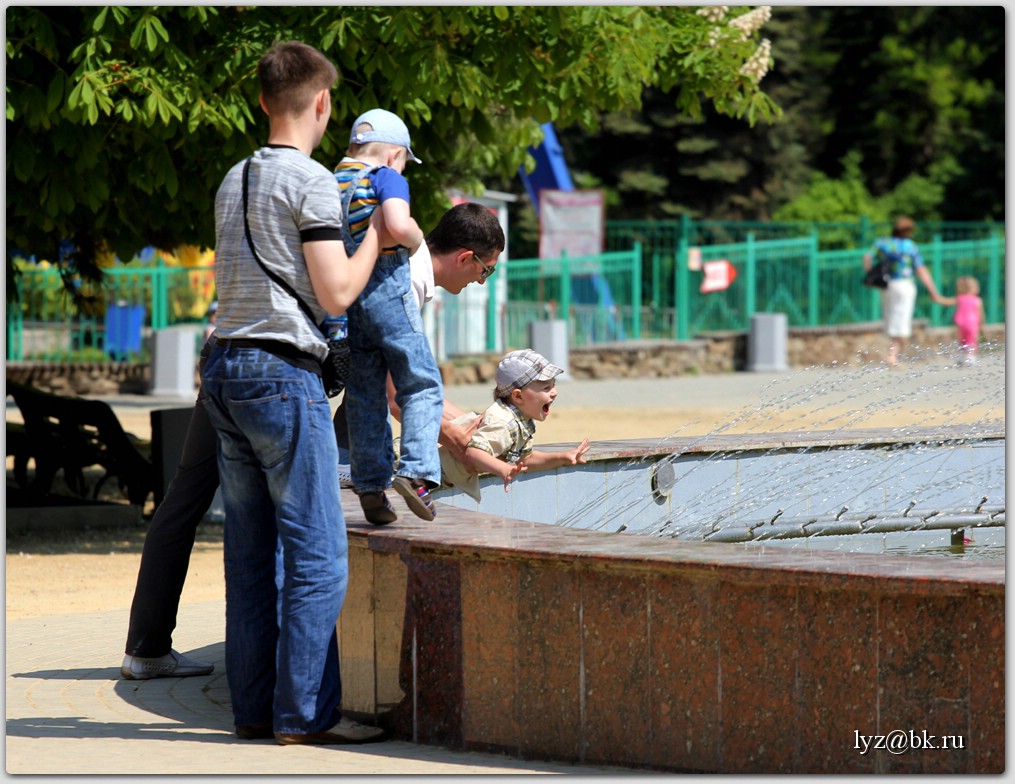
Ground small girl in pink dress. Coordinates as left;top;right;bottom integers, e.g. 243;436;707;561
945;276;985;366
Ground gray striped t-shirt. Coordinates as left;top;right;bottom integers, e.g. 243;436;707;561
213;146;344;362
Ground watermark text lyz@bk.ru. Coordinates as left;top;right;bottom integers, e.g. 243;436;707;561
855;730;965;755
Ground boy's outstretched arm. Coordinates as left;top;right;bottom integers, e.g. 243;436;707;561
521;438;592;471
466;446;526;491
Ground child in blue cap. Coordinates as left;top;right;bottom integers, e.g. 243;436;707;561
334;109;443;524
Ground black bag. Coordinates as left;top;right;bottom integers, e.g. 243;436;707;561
863;259;890;289
320;337;350;397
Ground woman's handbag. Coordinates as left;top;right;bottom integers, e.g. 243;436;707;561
863;258;890;289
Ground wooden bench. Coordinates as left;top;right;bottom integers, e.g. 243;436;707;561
7;381;154;506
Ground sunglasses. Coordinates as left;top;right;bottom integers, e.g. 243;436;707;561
469;251;496;280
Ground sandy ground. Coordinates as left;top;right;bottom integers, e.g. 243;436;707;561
6;357;1005;625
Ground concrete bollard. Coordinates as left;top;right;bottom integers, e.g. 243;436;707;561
528;319;572;382
747;312;789;372
150;326;200;397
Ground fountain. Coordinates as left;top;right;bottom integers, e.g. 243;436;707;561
338;350;1005;774
436;351;1005;557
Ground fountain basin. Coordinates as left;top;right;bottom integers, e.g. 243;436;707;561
434;423;1005;554
337;425;1004;773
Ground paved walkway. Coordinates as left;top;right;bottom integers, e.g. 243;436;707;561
6;601;628;776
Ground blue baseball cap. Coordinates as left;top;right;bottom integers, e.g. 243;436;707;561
349;108;422;164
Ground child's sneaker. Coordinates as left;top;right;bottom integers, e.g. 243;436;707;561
392;476;436;521
358;491;397;525
337;463;354;489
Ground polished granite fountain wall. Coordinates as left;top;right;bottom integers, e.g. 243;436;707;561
336;433;1004;774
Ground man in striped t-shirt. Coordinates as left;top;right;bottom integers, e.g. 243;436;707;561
200;41;385;746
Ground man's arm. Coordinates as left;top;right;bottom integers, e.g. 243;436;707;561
386;377;480;468
304;213;382;314
438;403;481;468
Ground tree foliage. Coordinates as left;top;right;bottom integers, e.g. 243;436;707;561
812;6;1003;215
6;6;777;283
551;6;1003;230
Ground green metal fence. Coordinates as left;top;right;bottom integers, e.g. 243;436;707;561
606;216;1002;254
6;261;215;362
672;233;1005;339
606;216;1004;322
5;227;1004;362
503;245;642;349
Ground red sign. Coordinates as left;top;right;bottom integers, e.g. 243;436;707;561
700;259;737;293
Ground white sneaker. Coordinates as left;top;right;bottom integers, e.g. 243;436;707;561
276;716;386;745
337;463;354;489
120;649;214;680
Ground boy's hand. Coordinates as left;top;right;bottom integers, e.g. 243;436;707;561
366;205;386;236
502;461;526;492
564;438;591;465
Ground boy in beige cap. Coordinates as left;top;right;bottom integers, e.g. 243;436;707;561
438;349;591;501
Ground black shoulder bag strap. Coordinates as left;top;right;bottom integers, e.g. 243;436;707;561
241;157;321;330
337;163;382;256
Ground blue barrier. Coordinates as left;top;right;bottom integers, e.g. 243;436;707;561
104;302;145;360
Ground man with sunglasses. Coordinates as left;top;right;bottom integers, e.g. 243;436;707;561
470;249;496;280
333;201;506;506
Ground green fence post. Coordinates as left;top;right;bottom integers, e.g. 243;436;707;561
808;232;820;326
867;240;880;322
930;234;943;326
150;259;167;330
632;242;642;339
987;234;1001;324
680;213;692;248
6;300;23;361
651;249;661;312
486;267;498;352
745;232;756;319
676;237;689;340
859;215;870;250
559;250;570;322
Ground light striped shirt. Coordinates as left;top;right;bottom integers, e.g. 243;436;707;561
213;146;344;361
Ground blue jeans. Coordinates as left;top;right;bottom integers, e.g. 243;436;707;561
200;342;346;734
346;251;444;492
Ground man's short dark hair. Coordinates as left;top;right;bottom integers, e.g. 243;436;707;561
427;202;505;260
258;41;338;116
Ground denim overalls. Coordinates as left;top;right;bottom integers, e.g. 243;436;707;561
337;165;444;492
